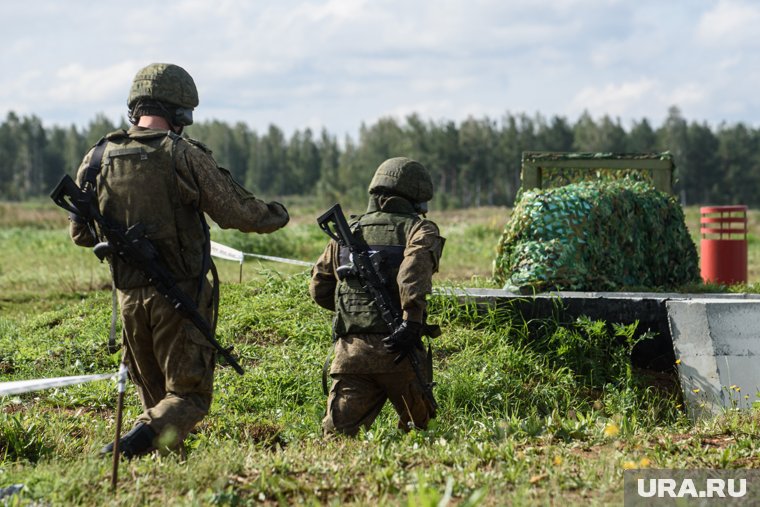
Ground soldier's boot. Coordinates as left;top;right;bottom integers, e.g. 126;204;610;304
100;423;157;459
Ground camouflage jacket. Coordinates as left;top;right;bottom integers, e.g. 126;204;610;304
309;196;444;373
70;127;289;288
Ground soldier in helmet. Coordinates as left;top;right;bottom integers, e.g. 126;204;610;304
69;63;290;458
309;157;445;436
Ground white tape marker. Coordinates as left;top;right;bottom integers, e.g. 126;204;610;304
210;240;313;267
242;252;313;267
0;372;115;397
210;241;244;263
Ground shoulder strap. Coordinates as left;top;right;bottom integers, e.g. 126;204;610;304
82;137;108;192
184;136;213;154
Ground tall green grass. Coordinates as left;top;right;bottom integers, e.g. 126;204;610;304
0;271;701;505
1;203;759;505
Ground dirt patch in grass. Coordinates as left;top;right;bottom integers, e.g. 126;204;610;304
234;329;286;346
0;202;69;229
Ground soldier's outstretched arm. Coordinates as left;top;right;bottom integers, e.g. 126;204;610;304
174;143;289;233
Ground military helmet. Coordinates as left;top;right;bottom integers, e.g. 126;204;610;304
127;63;199;110
368;157;433;203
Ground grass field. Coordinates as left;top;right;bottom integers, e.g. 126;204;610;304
1;201;759;506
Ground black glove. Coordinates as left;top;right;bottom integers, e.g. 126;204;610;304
382;320;423;363
269;201;290;226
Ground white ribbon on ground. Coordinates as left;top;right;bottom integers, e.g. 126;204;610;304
0;372;115;397
210;240;313;267
242;252;313;267
210;241;244;263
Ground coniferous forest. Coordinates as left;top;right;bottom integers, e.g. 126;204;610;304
1;106;759;209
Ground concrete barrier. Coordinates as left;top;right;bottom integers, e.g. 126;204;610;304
441;289;760;417
667;299;760;418
440;289;760;370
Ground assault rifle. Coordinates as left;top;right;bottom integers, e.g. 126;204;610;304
50;174;244;375
316;203;438;415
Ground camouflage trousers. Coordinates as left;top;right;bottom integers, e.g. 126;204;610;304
322;365;434;436
117;279;216;449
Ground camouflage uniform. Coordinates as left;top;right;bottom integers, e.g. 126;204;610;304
310;158;444;436
71;124;288;450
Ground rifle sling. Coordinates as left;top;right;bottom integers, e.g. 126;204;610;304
80;138;122;353
82;137;108;191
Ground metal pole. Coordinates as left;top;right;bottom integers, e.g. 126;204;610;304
111;363;128;491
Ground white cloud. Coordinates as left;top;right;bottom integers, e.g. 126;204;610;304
569;79;658;117
47;63;136;104
409;77;473;94
297;0;370;23
697;0;760;47
385;98;468;123
665;84;707;110
0;0;758;135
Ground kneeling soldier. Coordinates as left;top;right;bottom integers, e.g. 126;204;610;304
310;157;445;436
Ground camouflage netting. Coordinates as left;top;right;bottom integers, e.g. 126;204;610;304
493;179;700;292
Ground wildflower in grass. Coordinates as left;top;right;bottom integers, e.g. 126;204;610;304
553;456;563;466
604;423;620;437
622;461;637;470
639;457;651;468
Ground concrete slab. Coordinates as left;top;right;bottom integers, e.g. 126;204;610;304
667;299;760;418
437;288;760;371
437;289;760;416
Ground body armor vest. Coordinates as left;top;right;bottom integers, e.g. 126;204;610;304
334;199;420;336
94;129;206;289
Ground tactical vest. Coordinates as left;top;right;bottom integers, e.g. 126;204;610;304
334;198;420;336
94;129;207;289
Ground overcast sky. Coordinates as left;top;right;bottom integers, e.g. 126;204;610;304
2;0;759;138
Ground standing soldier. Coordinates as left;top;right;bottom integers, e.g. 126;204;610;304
310;157;445;436
69;63;289;458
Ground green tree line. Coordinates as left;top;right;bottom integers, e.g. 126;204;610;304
2;106;759;208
